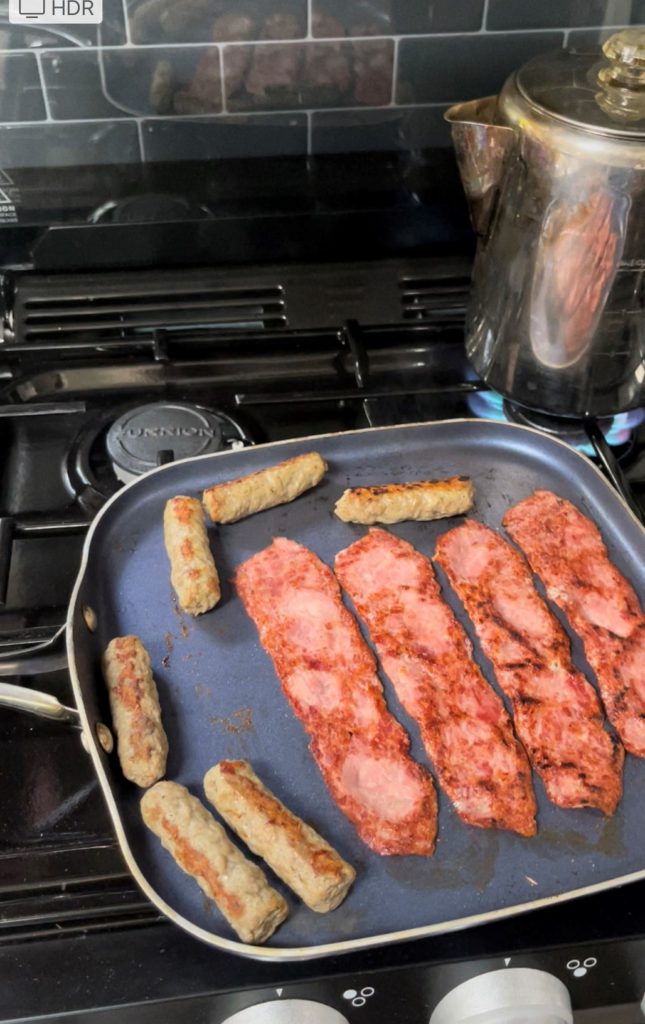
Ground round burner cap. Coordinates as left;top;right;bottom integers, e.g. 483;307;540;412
107;402;224;482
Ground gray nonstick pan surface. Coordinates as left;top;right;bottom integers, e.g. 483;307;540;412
65;420;645;960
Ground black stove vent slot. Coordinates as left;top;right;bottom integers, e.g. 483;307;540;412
399;275;468;323
6;270;288;347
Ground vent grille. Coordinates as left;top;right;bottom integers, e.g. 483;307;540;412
399;276;468;323
8;270;288;346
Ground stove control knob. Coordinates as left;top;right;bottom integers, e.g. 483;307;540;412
430;968;573;1024
221;1001;349;1024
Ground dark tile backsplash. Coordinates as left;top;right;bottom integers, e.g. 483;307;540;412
42;46;222;120
127;0;306;45
223;39;393;111
397;31;564;104
311;1;391;37
0;121;140;167
143;112;306;161
311;107;405;153
312;0;485;36
568;26;641;47
0;54;46;121
0;0;642;169
392;0;485;35
487;0;645;30
40;50;126;120
310;104;454;153
122;47;222;116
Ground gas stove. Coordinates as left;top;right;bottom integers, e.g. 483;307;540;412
1;257;645;1023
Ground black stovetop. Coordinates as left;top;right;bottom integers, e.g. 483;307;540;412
1;257;644;1021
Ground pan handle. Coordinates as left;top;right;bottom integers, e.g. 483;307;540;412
0;682;79;724
0;623;67;674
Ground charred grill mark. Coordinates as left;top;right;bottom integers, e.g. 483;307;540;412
516;694;541;706
477;779;495;792
571;574;591;591
612;686;628;714
488;610;547;665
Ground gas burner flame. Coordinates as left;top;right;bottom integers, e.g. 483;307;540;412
466;389;645;455
604;407;645;446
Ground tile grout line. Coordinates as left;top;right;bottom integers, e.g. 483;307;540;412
34;51;52;122
0;101;458;132
480;0;491;33
306;0;312;39
306;109;312;155
219;45;227;113
135;117;145;161
0;23;638;60
121;0;132;46
138;99;452;120
2;16;643;60
0;25;614;56
389;37;399;106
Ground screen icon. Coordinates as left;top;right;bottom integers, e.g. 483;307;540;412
18;0;45;16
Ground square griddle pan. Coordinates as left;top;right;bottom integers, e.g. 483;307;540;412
64;420;645;960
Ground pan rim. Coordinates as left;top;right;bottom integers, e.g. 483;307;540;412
65;418;645;961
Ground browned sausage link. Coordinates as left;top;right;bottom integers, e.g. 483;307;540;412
202;452;327;524
204;761;356;913
334;476;474;525
102;636;168;789
164;496;220;615
141;781;289;944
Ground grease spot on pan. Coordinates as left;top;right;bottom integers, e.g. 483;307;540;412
597;813;626;857
162;631;174;668
172;601;190;640
384;833;499;894
537;815;625;859
330;909;362;937
210;706;254;735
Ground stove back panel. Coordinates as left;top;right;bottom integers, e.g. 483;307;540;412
5;259;469;343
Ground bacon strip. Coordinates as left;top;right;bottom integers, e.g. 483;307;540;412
504;490;645;758
334;528;537;837
435;520;623;815
235;537;437;856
